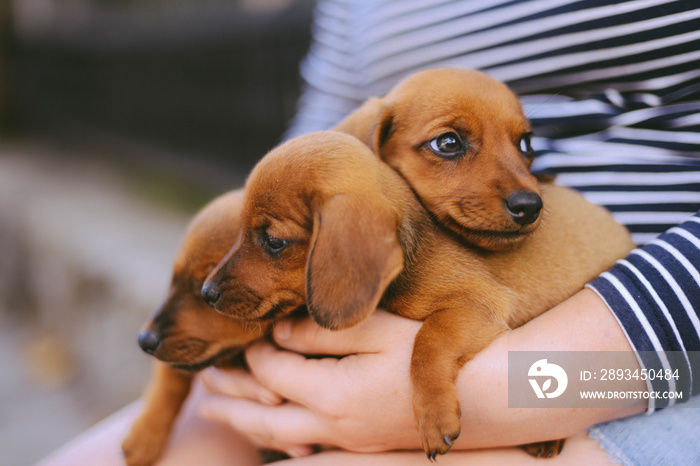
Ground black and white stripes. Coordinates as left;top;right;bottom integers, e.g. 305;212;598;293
588;213;700;410
286;0;700;411
286;0;700;245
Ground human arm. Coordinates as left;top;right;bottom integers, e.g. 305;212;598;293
199;211;700;454
198;288;646;453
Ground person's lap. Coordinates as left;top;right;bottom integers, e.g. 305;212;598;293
36;379;261;466
36;377;615;466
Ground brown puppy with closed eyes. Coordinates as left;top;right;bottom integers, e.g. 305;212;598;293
202;131;634;460
122;189;270;466
334;67;543;251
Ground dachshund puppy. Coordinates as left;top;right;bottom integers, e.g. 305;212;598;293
333;67;576;457
334;67;543;251
202;131;634;460
122;189;270;466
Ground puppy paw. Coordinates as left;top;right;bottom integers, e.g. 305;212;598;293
121;422;170;466
521;439;565;458
414;395;462;461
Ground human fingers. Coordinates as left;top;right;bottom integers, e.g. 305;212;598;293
244;340;352;409
273;310;420;355
199;395;321;455
200;366;283;406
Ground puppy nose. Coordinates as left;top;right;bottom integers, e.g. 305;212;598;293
201;282;221;306
137;329;160;355
505;191;543;225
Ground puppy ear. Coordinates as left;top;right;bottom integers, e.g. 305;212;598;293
306;193;404;330
333;98;384;148
372;106;395;154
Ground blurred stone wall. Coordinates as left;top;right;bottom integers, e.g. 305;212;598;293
0;144;199;464
0;2;314;463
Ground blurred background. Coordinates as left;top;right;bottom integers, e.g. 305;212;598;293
0;0;313;463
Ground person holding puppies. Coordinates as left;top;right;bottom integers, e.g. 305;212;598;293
199;0;700;464
39;0;700;465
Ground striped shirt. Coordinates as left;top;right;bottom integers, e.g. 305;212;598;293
588;213;700;411
286;0;700;410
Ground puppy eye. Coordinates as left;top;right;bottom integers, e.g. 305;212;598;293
518;132;534;158
428;132;465;158
262;230;288;255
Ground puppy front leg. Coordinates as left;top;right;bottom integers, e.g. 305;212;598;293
411;308;507;460
122;361;193;466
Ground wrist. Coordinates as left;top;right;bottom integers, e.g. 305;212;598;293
451;289;645;450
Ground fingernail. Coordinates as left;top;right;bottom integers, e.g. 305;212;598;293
275;320;291;341
286;446;312;458
199;370;216;388
260;389;282;406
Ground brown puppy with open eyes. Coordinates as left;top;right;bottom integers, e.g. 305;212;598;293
332;67;573;457
334;69;597;456
121;189;270;466
334;67;543;252
202;131;635;460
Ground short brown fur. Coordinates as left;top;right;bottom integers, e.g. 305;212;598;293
334;68;542;251
122;189;270;466
204;132;635;459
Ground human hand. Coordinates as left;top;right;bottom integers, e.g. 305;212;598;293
198;289;647;457
198;310;424;455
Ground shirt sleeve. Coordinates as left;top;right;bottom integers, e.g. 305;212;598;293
587;211;700;412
